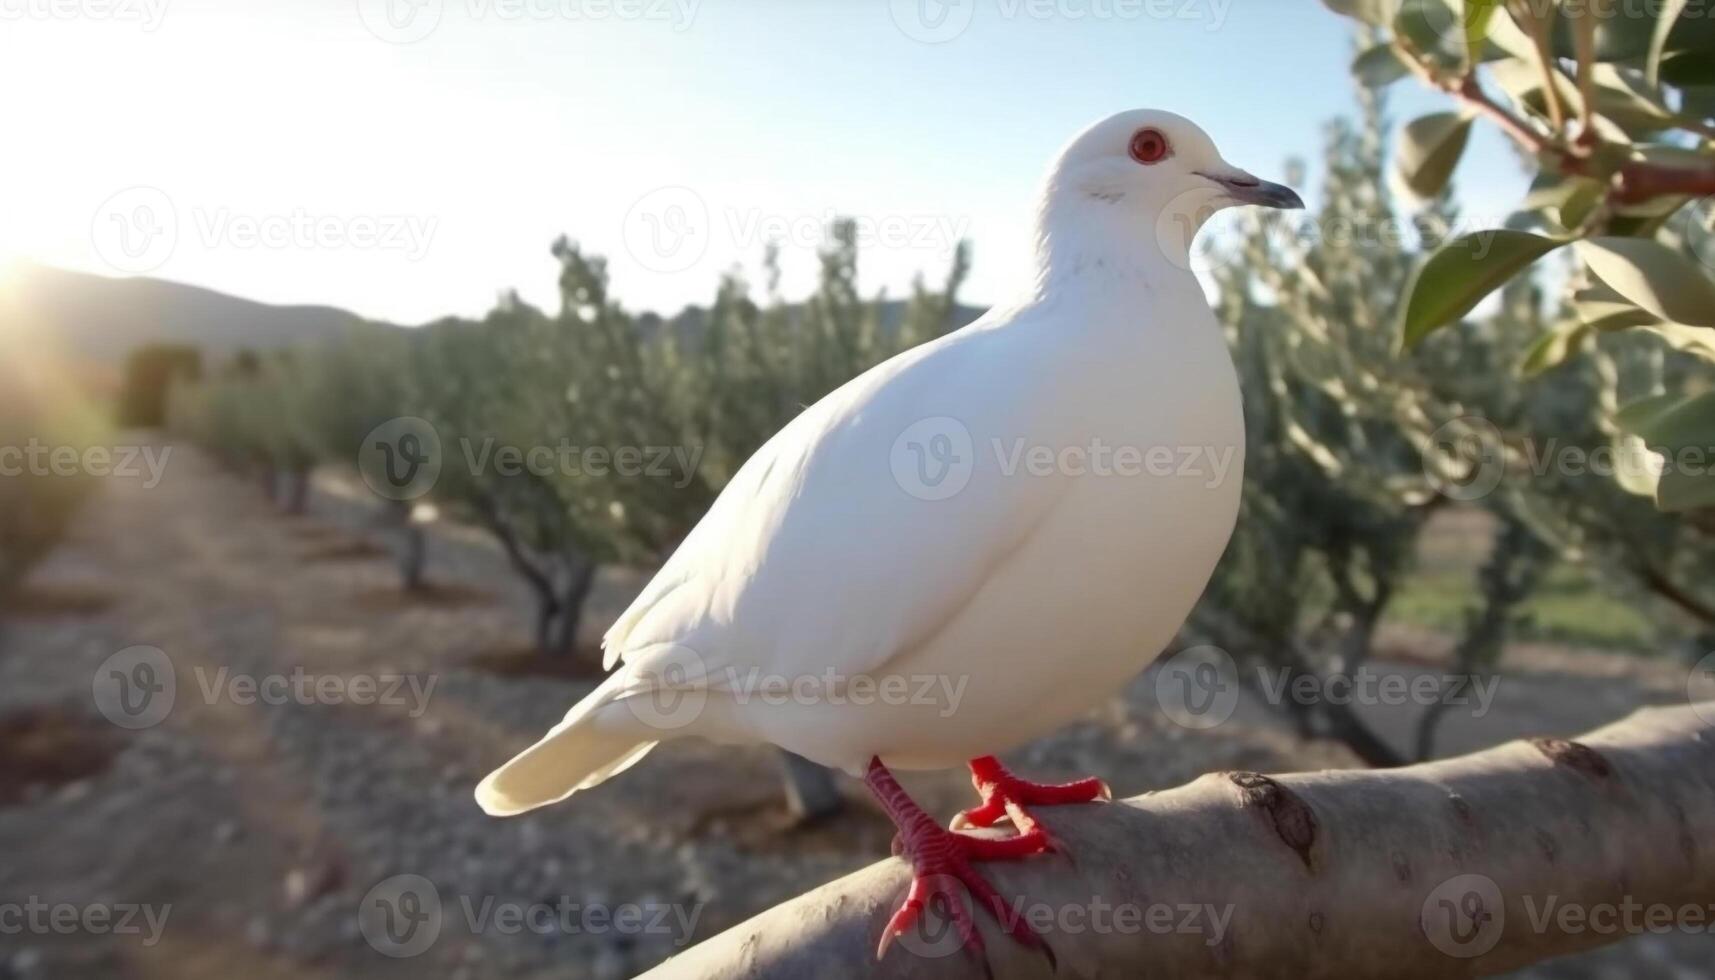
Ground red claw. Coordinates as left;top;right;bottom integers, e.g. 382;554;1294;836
864;757;1067;971
953;755;1111;838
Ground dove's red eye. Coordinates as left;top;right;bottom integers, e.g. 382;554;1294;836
1129;128;1170;165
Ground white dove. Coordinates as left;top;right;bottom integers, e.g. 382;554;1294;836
477;108;1302;962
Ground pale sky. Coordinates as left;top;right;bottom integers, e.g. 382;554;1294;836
0;0;1527;325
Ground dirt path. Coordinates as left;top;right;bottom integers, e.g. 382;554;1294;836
0;441;1707;978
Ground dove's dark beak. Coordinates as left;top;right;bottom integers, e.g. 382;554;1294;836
1197;170;1304;210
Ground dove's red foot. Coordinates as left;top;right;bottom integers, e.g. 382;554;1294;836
953;755;1111;836
863;757;1055;968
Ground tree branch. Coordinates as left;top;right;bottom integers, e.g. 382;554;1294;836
1399;58;1715;208
642;704;1715;979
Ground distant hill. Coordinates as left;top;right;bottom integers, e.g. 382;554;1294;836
2;264;387;365
4;263;990;370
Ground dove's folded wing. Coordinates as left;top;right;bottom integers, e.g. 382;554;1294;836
602;314;1071;692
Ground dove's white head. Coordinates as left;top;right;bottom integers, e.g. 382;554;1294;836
1033;108;1302;287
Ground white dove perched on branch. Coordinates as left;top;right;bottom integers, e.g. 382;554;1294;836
478;108;1303;965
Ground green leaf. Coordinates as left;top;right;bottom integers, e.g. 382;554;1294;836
1392;111;1474;203
1616;391;1715;511
1574;237;1715;328
1589;65;1677;136
1463;0;1502;65
1519;172;1606;231
1642;322;1715;361
1398;230;1567;348
1647;0;1690;89
1321;0;1401;25
1395;0;1465;69
1571;284;1661;331
1553;4;1715;61
1352;44;1412;87
1519;320;1590;377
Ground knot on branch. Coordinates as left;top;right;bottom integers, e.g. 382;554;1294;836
1529;737;1613;779
1228;771;1318;871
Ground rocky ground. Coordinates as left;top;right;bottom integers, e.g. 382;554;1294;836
0;441;1708;978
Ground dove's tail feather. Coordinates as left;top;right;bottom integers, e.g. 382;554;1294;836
475;723;657;817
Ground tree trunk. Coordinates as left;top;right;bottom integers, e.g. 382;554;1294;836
543;555;597;659
397;524;426;592
777;750;844;821
640;704;1715;979
281;467;310;515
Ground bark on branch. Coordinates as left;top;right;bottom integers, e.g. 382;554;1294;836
641;704;1715;979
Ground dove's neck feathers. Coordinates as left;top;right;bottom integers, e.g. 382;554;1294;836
1029;172;1205;302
